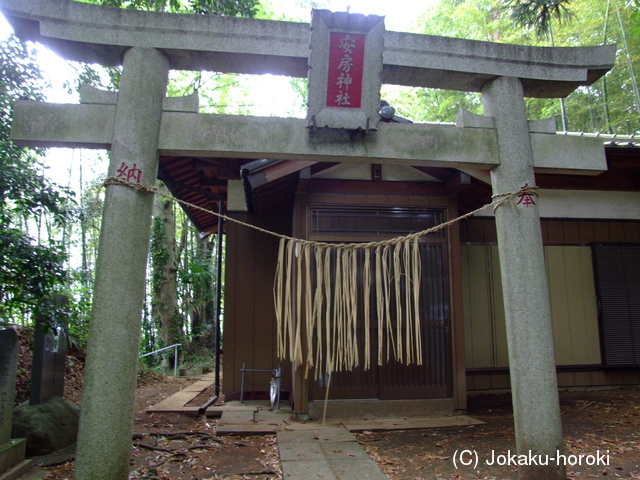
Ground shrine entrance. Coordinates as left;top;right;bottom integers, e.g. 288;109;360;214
2;1;617;477
306;204;452;401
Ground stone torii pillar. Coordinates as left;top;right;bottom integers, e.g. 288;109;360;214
74;47;169;480
483;76;564;479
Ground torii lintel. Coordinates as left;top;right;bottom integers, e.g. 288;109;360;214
10;98;608;175
0;0;616;98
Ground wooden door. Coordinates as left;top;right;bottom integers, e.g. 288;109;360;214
310;239;452;401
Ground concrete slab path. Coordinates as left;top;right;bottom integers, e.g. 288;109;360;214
277;427;388;480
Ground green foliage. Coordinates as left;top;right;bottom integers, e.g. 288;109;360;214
401;0;639;134
182;245;217;336
0;35;74;328
75;0;258;17
180;343;217;371
630;0;640;40
0;228;68;324
502;0;575;38
1;38;72;227
64;277;93;349
150;215;170;292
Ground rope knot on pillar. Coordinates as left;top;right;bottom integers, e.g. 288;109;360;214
103;176;158;194
491;184;539;212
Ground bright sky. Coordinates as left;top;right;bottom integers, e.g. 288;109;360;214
0;0;434;187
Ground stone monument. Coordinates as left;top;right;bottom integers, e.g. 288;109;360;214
0;329;33;479
30;296;69;406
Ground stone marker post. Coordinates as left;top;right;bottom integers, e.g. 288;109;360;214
0;329;29;476
74;47;169;480
30;326;67;405
31;297;68;405
482;76;565;480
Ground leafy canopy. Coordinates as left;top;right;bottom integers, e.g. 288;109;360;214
0;35;73;326
502;0;575;38
385;0;639;134
75;0;259;17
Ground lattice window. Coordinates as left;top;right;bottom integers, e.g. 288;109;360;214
593;244;640;367
310;205;444;240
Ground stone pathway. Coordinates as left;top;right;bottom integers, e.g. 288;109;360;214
146;378;484;480
278;427;388;480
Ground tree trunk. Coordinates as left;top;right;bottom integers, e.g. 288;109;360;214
151;184;181;350
190;235;216;349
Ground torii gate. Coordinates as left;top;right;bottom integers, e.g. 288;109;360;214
0;1;616;479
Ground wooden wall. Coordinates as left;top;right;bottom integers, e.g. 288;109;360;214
461;245;507;369
462;245;600;369
467;368;640;392
223;211;292;399
461;218;640;244
461;217;640;392
546;246;601;365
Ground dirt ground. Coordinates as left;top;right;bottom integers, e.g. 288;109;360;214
38;375;282;480
12;321;637;480
34;377;640;480
356;388;640;480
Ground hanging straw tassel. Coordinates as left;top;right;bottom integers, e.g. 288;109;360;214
382;245;394;362
293;241;304;368
323;247;332;378
274;235;431;378
350;249;359;368
412;238;423;365
340;249;351;370
275;236;426;378
363;248;371;371
274;238;286;359
393;243;403;364
285;240;296;366
375;246;384;366
304;244;314;376
333;248;343;371
313;246;325;380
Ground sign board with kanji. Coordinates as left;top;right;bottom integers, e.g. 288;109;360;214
307;9;384;132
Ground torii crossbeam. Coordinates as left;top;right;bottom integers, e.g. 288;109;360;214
0;1;616;479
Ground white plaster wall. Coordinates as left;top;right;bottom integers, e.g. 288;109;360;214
474;189;640;220
227;179;248;211
311;163;440;182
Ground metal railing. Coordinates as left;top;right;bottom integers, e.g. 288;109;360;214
139;343;181;376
